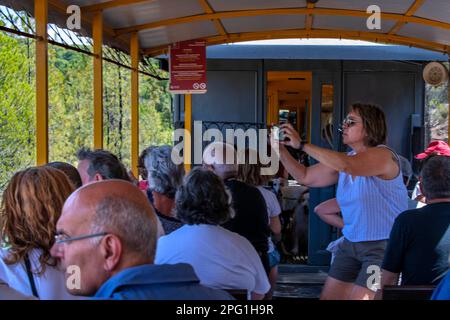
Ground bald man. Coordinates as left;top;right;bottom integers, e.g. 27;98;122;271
203;142;271;276
50;180;232;300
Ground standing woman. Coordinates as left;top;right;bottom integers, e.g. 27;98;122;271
0;166;77;299
275;103;408;300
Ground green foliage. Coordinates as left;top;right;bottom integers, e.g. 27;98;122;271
0;32;35;191
425;75;449;145
0;28;173;192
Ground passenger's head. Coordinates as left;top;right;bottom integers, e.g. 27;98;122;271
236;148;269;186
51;180;159;296
144;145;185;199
344;103;387;147
420;156;450;201
76;148;130;185
176;167;234;225
46;161;82;189
138;147;152;180
202;142;238;180
0;167;74;273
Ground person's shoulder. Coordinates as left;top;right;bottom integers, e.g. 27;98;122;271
218;226;255;248
396;209;421;220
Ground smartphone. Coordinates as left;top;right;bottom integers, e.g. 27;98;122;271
272;125;285;141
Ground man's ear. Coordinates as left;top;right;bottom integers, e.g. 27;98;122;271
101;235;122;273
203;164;214;172
94;173;104;182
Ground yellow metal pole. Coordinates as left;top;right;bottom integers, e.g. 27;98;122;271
35;0;48;165
130;33;139;177
184;94;192;173
93;11;103;149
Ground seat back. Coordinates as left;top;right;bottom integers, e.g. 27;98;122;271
382;285;436;300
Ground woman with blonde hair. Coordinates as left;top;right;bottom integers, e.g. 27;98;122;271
0;166;76;299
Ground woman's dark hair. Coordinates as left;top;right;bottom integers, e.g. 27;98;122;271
46;161;82;189
175;167;233;225
351;103;387;147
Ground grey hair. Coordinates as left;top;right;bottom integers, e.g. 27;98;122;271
90;196;158;261
144;145;185;198
420;156;450;200
176;167;234;225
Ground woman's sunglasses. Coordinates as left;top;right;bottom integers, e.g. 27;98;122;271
338;116;361;132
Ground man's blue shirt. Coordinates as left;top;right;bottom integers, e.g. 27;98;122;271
432;271;450;300
94;263;233;300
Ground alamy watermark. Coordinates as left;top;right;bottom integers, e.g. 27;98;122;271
366;265;381;291
66;265;81;290
171;121;280;176
63;4;382;32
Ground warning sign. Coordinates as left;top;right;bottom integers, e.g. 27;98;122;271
169;40;207;94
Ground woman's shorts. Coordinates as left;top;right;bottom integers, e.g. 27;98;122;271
327;238;387;291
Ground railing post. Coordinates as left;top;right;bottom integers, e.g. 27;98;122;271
35;0;48;165
93;11;103;149
130;33;139;177
184;94;192;172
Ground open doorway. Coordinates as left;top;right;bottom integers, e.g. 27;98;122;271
266;71;312;141
266;71;312;265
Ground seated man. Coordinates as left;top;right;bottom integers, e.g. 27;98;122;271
155;167;270;300
50;180;232;300
378;156;450;296
76;147;130;185
202;142;271;275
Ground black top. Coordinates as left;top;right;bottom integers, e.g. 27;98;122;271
382;202;450;285
147;189;183;235
222;179;270;254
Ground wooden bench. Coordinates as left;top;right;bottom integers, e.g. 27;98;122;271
382;285;436;300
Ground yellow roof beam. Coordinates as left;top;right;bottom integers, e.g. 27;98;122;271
305;2;315;31
82;0;152;12
144;28;450;56
389;0;426;35
48;0;129;49
115;7;450;35
198;0;228;36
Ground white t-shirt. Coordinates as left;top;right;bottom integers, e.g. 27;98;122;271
0;248;79;300
411;181;426;208
155;224;270;295
257;186;281;253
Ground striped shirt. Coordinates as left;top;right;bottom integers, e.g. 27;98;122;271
336;146;409;242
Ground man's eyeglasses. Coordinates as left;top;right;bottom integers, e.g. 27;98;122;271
54;232;108;244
